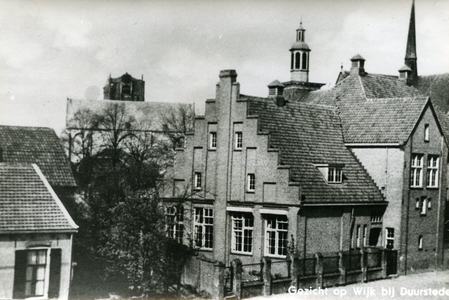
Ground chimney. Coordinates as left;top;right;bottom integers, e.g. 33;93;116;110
350;54;366;76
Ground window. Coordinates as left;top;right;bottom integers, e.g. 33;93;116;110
416;198;420;210
418;235;423;250
411;154;423;187
424;124;429;142
269;87;275;96
428;199;432;209
356;225;361;248
247;174;255;192
194;207;214;250
328;167;342;183
386;228;394;250
194;172;202;190
295;52;300;69
427;155;439;187
370;214;382;223
25;250;47;297
420;197;427;215
265;215;288;257
209;132;217;149
302;52;307;70
363;225;367;247
291;53;294;69
235;132;243;149
166;206;184;243
231;213;254;254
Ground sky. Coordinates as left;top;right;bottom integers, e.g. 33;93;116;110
0;0;448;134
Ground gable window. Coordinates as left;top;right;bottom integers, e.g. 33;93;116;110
235;132;243;149
166;206;184;243
209;132;217;149
427;155;439;187
424;124;429;142
386;228;394;250
194;172;202;190
247;173;255;192
194;207;214;250
411;154;423;187
265;215;288;257
328;167;342;183
231;213;254;254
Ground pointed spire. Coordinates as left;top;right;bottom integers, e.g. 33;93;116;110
404;0;418;80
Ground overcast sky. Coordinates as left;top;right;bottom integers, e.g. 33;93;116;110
0;0;448;134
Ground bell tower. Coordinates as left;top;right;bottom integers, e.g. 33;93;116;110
290;22;310;82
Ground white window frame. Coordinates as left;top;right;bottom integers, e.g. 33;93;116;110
385;228;394;250
328;167;342;183
411;154;423;187
166;206;184;243
247;173;255;192
424;124;429;142
25;249;51;298
209;132;217;149
231;213;254;254
194;207;214;250
194;172;202;190
427;155;439;188
235;132;243;150
264;215;288;258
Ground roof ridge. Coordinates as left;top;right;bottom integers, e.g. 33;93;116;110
358;75;368;99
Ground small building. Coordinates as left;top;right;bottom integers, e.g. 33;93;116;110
0;163;78;300
103;73;145;102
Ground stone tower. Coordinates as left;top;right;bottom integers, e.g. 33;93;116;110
103;73;145;102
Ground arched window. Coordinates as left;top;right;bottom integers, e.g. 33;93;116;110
295;52;300;69
302;52;307;70
298;31;302;41
122;85;131;99
291;53;294;70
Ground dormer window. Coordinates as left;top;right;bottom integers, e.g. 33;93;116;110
269;88;276;96
328;167;342;183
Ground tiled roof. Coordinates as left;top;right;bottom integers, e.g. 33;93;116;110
0;126;76;187
308;73;431;144
416;73;449;112
0;163;78;233
243;95;385;204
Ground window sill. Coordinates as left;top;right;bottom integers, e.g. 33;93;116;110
264;254;287;259
234;149;242;152
426;186;439;189
410;186;423;189
231;251;253;256
246;191;255;194
194;188;202;191
195;248;213;252
208;148;216;151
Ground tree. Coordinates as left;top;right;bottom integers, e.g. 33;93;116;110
160;104;195;149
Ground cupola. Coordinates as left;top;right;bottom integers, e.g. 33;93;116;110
350;54;366;76
398;65;413;85
267;80;286;106
290;22;311;82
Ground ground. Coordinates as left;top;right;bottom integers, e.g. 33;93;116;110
249;271;449;300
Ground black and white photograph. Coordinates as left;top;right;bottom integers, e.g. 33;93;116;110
1;0;449;299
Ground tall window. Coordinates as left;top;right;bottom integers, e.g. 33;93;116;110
363;225;367;247
231;213;254;254
166;206;184;243
420;197;427;215
209;132;217;149
302;52;307;70
26;250;47;297
194;172;202;190
247;173;255;192
295;52;300;69
328;167;342;183
427;155;439;187
356;225;361;248
424;124;429;142
235;132;243;149
411;154;423;187
265;215;288;257
194;207;214;250
418;235;423;250
291;53;294;70
386;228;394;250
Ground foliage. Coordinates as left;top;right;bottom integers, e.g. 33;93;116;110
160;104;195;149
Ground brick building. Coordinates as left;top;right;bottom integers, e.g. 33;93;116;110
161;1;449;294
103;72;145;102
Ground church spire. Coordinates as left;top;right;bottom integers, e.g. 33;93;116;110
404;0;418;81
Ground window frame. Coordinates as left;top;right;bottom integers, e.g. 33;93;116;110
418;235;423;250
385;228;394;250
235;132;243;150
420;197;427;216
426;155;439;188
209;132;217;150
247;173;255;192
327;167;343;183
411;154;424;187
231;213;254;255
194;172;202;190
25;249;49;298
166;205;184;244
264;215;288;258
424;124;429;142
193;207;214;250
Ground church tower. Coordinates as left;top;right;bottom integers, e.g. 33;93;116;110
404;0;418;82
290;22;310;82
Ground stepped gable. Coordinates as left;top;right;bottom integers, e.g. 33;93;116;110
242;95;384;204
0;126;76;187
0;163;78;233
